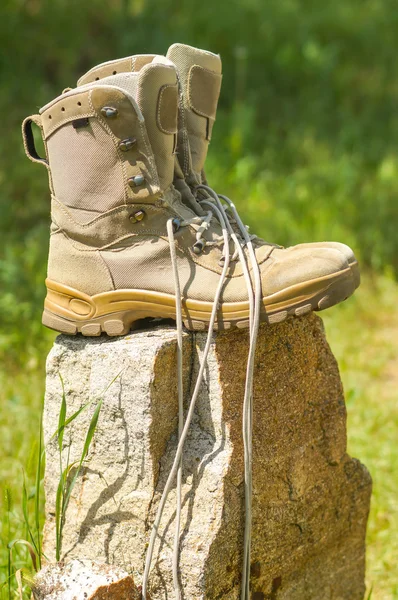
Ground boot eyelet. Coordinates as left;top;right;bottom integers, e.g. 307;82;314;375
101;106;118;118
119;137;136;152
192;239;205;255
172;218;181;233
128;175;145;188
129;209;146;224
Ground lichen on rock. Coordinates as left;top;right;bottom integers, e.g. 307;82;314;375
32;559;140;599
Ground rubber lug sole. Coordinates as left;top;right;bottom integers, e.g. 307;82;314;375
42;267;357;336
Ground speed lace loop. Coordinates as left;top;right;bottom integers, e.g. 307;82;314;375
142;185;262;600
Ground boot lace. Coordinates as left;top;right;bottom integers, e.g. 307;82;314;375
142;185;261;600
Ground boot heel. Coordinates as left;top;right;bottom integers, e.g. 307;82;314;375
43;281;137;336
44;278;96;320
42;309;80;335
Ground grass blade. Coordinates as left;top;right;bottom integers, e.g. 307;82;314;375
22;472;39;557
7;540;37;573
81;398;103;464
62;371;122;511
15;568;23;600
50;401;91;443
55;460;79;561
63;398;103;511
366;586;373;600
35;417;43;569
55;472;63;562
53;370;121;560
5;488;12;600
55;374;67;561
57;374;67;452
103;370;124;394
50;370;123;444
19;569;35;588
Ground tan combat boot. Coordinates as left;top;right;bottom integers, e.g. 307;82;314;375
23;59;355;337
78;45;360;290
165;42;361;288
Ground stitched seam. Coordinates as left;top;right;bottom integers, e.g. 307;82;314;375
97;250;116;290
88;90;130;204
51;230;117;289
88;88;160;199
44;111;94;139
43;109;95;139
44;136;55;193
52;196;126;226
178;84;190;175
157;84;178;134
78;56;134;85
56;224;266;281
60;229;166;252
138;120;160;188
51;196;163;228
188;65;221;119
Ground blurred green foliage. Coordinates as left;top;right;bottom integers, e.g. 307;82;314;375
1;0;398;363
1;2;398;597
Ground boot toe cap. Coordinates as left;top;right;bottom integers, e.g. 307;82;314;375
294;241;357;265
262;247;350;296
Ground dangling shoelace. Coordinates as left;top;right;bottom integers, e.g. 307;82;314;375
141;185;262;600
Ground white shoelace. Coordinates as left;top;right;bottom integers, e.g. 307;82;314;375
141;186;262;600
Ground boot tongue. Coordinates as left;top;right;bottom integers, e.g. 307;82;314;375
166;43;222;177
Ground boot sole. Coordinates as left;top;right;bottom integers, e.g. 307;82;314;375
42;266;356;336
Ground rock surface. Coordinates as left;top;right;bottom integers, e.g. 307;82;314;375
32;559;140;599
43;315;372;599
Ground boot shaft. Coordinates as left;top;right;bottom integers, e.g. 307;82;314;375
24;61;179;226
166;43;222;181
77;45;222;184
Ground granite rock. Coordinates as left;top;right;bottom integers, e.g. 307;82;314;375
43;315;371;599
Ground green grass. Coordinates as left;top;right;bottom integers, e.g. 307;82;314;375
323;274;398;600
0;275;397;598
0;368;47;598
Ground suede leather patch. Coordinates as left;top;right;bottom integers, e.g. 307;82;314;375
41;91;95;139
188;65;222;120
77;57;133;86
90;86;161;203
157;83;178;134
132;55;156;72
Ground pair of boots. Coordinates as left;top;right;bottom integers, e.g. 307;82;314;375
23;43;359;337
